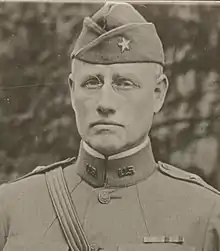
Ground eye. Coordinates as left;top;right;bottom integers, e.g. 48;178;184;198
81;76;103;89
113;77;140;90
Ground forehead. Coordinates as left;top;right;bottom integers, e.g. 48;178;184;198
71;59;158;79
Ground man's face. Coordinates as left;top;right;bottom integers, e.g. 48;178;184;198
69;60;168;156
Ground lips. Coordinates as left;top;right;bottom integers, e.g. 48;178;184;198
90;121;124;128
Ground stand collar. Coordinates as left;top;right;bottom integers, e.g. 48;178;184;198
76;138;157;188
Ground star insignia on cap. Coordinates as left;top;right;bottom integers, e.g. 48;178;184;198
117;37;130;53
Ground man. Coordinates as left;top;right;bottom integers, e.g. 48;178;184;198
0;2;220;251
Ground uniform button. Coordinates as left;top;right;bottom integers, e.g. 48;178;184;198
98;190;111;204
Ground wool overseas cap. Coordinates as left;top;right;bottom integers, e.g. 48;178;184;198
71;2;165;66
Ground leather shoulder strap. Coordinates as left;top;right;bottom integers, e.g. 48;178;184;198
45;167;91;251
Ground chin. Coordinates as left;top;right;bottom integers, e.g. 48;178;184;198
88;135;125;156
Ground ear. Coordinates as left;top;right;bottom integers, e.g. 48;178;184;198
68;73;75;91
68;73;76;110
153;74;169;114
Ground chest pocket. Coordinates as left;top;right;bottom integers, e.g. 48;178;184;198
118;243;195;251
3;238;69;251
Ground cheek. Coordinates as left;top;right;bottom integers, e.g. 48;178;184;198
73;92;96;122
125;90;155;130
73;96;91;136
130;90;154;117
74;98;88;121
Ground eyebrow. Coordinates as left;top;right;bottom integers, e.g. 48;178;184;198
83;73;137;84
112;73;141;88
86;74;104;82
112;73;135;82
112;73;125;82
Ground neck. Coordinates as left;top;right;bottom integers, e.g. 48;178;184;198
76;137;157;188
83;136;150;160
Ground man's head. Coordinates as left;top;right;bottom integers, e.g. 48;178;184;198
69;2;169;156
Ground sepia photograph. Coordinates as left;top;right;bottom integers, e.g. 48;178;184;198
0;1;220;250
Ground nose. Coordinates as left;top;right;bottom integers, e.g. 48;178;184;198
96;82;117;117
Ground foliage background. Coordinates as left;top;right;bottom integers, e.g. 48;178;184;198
0;2;220;189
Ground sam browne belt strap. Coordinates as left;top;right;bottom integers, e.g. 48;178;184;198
45;167;91;251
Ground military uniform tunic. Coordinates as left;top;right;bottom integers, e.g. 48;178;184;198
0;141;220;251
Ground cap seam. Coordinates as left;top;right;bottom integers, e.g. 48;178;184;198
73;57;164;67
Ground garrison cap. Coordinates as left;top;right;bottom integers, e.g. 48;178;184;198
71;2;165;66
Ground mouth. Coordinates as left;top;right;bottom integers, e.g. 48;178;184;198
90;121;124;128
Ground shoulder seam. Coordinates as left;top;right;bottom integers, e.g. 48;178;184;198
158;161;220;196
9;157;77;184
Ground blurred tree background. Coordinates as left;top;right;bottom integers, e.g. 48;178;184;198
0;2;220;189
